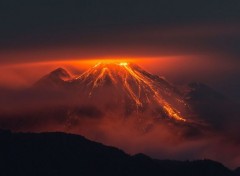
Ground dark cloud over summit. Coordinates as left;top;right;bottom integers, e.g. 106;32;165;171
0;0;240;54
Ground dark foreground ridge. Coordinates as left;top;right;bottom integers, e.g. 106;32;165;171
0;129;238;176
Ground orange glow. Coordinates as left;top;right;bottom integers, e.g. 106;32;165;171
119;62;128;66
0;55;236;90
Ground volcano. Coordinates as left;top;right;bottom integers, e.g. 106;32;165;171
36;62;195;125
0;62;238;170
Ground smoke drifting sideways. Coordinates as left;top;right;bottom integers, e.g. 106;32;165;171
0;66;240;169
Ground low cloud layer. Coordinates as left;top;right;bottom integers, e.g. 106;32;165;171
0;80;240;169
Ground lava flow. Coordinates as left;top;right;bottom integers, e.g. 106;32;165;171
74;62;188;122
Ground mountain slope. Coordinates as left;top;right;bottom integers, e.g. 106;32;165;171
184;82;236;129
68;62;191;123
0;130;235;176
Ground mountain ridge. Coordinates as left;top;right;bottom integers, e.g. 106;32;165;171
0;129;238;176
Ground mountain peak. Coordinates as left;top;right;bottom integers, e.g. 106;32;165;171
50;67;71;79
34;67;71;88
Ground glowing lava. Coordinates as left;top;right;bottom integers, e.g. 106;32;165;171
119;62;128;66
75;62;187;122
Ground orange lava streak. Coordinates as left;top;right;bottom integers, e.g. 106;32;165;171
122;63;186;122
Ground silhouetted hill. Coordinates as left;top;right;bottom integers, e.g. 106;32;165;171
0;129;236;176
235;167;240;176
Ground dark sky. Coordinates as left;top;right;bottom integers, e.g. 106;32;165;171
0;0;240;53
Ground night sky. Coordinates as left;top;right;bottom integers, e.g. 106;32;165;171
0;0;239;56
